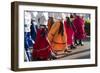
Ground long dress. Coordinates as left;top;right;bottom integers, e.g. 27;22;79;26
32;28;51;60
73;16;86;40
64;21;74;46
48;20;67;53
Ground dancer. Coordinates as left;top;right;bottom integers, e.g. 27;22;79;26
64;17;76;49
73;14;86;46
48;17;71;55
32;25;57;61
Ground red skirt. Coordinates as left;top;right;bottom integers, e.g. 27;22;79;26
32;46;51;60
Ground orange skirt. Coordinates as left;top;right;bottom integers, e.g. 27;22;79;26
51;41;67;52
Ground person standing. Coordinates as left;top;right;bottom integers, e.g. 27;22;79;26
73;14;86;46
32;25;57;60
64;17;76;49
48;17;71;55
24;12;33;61
30;18;38;42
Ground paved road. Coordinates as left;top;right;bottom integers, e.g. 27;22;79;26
57;41;90;60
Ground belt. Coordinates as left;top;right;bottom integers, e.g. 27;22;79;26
52;41;66;44
35;45;50;52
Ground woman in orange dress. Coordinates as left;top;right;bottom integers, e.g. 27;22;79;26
47;18;71;55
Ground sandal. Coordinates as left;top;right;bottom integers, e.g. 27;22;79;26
64;49;72;53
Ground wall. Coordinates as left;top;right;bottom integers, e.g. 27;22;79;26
0;0;99;73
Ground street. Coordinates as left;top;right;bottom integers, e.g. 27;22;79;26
56;39;90;60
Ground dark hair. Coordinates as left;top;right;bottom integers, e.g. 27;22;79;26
58;21;64;36
49;17;54;30
66;17;71;27
40;25;47;37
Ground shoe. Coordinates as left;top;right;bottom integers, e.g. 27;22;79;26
74;40;79;46
51;55;57;60
70;45;76;49
64;49;72;53
79;42;84;46
79;43;84;46
79;40;84;46
74;43;79;46
50;55;57;60
64;52;69;55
